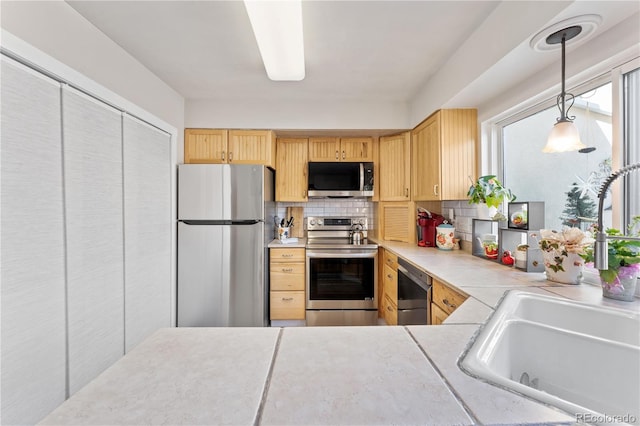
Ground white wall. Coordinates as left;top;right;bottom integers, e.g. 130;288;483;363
0;1;185;138
185;98;410;130
408;1;573;127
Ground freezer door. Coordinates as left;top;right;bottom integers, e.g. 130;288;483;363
228;165;265;221
178;164;267;221
177;222;265;327
178;164;230;220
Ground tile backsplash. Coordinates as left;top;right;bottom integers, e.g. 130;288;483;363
275;199;479;248
276;199;374;229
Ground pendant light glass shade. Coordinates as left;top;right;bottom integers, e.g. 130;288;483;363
543;120;586;153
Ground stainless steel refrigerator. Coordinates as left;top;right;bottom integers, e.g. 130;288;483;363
177;164;275;327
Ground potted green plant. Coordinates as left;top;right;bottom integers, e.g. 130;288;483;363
467;175;516;219
581;216;640;301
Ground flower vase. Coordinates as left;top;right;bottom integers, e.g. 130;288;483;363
476;203;498;220
601;265;639;302
542;251;584;284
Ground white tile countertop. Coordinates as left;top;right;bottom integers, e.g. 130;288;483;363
40;243;639;425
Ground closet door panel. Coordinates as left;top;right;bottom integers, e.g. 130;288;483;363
63;87;124;395
123;115;172;352
0;57;66;425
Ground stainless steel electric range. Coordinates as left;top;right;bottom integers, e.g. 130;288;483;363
305;216;378;326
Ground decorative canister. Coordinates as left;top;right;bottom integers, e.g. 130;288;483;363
436;223;455;250
542;251;584;284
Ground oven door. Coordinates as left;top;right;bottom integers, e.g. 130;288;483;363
306;248;377;310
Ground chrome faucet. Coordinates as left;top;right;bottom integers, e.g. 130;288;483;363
594;162;640;270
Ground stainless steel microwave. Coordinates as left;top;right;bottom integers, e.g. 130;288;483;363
307;162;374;198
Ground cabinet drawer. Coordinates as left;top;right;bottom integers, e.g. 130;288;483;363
382;294;397;326
383;264;397;303
432;279;467;316
270;291;305;320
383;250;398;270
270;248;305;262
270;262;305;291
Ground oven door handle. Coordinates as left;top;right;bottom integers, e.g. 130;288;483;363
306;251;377;258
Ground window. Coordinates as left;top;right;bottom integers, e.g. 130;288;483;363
499;61;639;233
503;82;613;231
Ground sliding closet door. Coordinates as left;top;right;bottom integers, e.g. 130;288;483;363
62;87;125;395
0;57;66;424
123;115;172;351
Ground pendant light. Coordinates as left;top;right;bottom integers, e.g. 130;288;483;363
542;25;587;153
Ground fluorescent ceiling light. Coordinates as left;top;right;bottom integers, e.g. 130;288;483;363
244;0;305;81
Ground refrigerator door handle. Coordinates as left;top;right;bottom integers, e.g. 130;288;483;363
230;219;262;225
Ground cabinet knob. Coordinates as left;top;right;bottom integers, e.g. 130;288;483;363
335;150;339;160
387;274;392;279
222;151;225;161
405;188;409;197
229;151;233;161
443;298;456;309
342;150;345;160
433;184;439;196
387;305;393;312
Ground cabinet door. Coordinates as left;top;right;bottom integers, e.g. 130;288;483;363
439;109;478;200
379;132;411;201
308;137;340;161
1;56;66;425
276;138;308;201
340;137;373;161
431;303;448;325
123;115;172;352
379;202;416;244
63;87;125;395
228;130;274;166
412;113;442;201
184;129;228;163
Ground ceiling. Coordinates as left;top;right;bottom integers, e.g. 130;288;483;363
66;1;639;110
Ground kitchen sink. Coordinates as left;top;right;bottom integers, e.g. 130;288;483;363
459;291;640;425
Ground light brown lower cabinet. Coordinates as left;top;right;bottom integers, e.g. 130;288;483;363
431;278;468;324
269;248;305;320
430;303;449;325
379;249;398;325
270;291;305;320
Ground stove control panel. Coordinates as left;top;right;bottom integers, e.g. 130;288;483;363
306;216;368;231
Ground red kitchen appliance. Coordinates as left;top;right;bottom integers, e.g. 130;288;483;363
417;211;445;247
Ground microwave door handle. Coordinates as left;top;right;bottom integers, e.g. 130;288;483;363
360;162;365;191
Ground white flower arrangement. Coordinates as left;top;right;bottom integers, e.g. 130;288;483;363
539;227;594;273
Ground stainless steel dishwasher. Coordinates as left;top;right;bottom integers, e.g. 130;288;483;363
397;258;432;325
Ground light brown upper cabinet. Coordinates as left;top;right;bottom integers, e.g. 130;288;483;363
228;130;275;168
184;129;275;167
184;129;228;164
308;137;373;162
379;132;411;201
276;138;308;202
411;109;477;201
